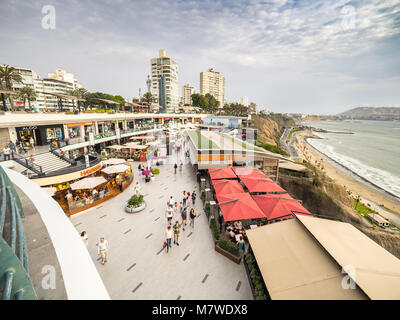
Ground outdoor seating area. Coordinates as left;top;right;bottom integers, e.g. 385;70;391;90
205;166;313;243
45;159;133;215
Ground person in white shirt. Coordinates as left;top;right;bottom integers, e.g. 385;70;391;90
165;203;174;226
3;145;11;161
135;182;141;196
164;226;173;253
97;237;109;265
81;231;88;247
29;137;35;150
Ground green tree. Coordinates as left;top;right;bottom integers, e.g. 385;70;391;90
204;93;219;113
17;86;37;112
191;93;210;112
0;65;24;112
67;88;88;112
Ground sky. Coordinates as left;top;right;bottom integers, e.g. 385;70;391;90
0;0;399;114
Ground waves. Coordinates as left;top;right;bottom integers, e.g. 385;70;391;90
307;138;400;199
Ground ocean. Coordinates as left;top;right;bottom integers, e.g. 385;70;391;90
302;120;400;199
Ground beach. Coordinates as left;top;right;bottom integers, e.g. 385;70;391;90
296;130;400;226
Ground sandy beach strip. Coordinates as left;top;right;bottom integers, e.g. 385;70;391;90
296;131;400;225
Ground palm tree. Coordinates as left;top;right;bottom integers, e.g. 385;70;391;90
67;88;87;112
17;86;37;112
0;65;24;112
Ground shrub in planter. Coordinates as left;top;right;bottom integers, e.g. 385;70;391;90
217;238;240;257
152;168;160;175
128;194;144;208
205;202;210;217
210;219;220;241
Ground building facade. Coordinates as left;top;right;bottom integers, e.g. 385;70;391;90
150;50;179;109
200;68;225;109
2;65;82;111
182;84;195;106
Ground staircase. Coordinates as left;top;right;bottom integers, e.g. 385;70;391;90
28;152;71;174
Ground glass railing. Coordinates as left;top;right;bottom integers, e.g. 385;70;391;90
0;166;37;300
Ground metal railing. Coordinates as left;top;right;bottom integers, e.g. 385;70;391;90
0;166;37;300
11;153;44;176
49;143;76;165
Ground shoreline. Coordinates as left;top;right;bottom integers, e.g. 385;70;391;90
296;131;400;218
304;137;400;202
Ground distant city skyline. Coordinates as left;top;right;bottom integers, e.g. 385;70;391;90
0;0;399;114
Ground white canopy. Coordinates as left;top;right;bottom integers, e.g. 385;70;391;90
101;164;131;175
42;187;56;196
102;158;126;165
123;142;148;149
70;176;107;190
106;145;125;150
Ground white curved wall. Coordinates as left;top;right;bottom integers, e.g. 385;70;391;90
5;168;110;300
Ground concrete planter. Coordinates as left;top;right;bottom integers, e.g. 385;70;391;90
125;201;146;213
214;243;242;264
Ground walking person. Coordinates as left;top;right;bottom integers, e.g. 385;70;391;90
189;208;197;229
165;204;174;226
173;221;182;246
2;145;11;161
192;191;197;206
181;207;187;231
81;231;88;247
169;196;175;208
135;182;141;196
182;191;187;207
9;141;16;156
164;226;173;253
97;237;109;265
174;163;178;174
179;160;183;171
29;136;35;150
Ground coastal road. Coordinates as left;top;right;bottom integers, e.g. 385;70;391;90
280;128;291;154
359;196;400;229
288;132;302;160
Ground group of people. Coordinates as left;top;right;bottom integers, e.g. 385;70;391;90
66;187;108;207
80;231;109;265
224;221;247;253
1;137;35;161
163;190;197;253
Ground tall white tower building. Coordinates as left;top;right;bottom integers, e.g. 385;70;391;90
150;50;179;109
200;68;225;108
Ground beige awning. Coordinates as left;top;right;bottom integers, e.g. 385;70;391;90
102;158;126;165
129;136;148;140
106;145;125;150
246;218;368;300
123;142;148;149
101;164;131;175
70;176;107;190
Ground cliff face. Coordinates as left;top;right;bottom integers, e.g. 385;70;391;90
253;114;295;146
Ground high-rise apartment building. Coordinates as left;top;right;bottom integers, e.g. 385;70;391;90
150;50;179;109
182;84;195;105
200;68;225;108
1;65;82;111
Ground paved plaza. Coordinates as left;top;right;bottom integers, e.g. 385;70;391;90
70;150;252;300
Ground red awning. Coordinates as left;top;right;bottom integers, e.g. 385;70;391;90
208;167;237;180
212;179;245;195
216;192;267;222
252;194;313;221
233;167;271;179
239;176;286;193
